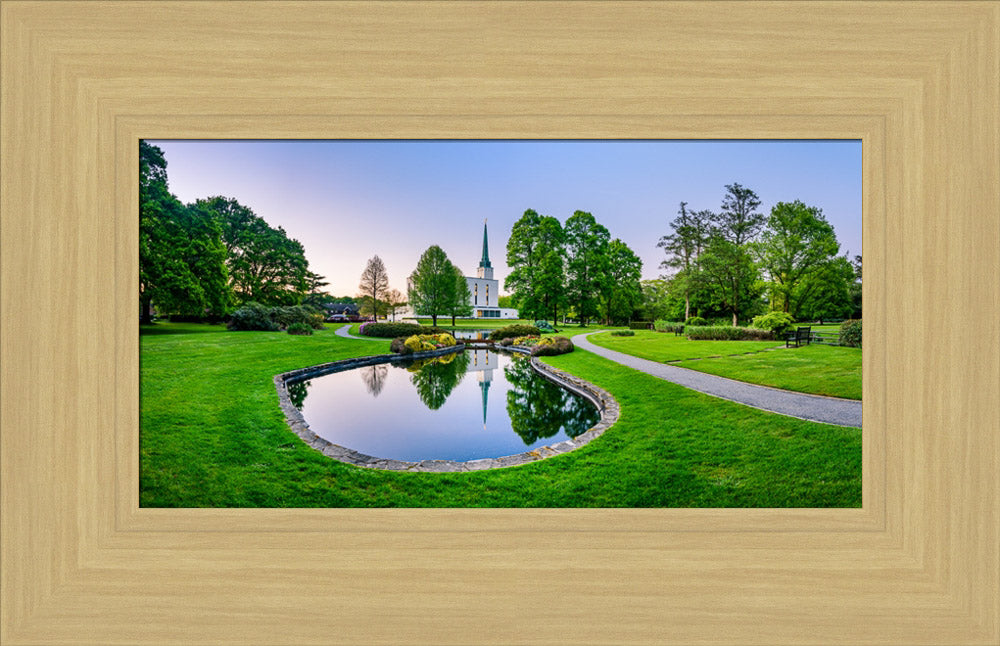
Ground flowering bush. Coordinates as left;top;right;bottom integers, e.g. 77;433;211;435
395;333;457;354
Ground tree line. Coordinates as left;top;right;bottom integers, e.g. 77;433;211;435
503;209;644;326
139;142;324;323
648;183;861;325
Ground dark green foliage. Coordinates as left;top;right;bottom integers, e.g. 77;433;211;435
505;209;567;322
361;322;445;338
611;331;635;337
629;321;653;330
685;316;708;326
750;311;796;335
489;324;541;341
286;322;313;336
227;303;323;332
839;319;862;347
139;142;231;323
530;336;575;356
195;196;316;307
227;302;279;331
685;326;775;341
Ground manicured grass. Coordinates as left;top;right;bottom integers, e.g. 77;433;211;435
588;329;785;362
674;344;862;400
140;322;860;507
588;329;861;399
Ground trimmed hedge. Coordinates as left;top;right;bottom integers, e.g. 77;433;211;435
839;319;862;347
653;320;685;334
489;324;541;341
685;325;775;341
611;330;635;336
684;316;708;326
360;322;446;338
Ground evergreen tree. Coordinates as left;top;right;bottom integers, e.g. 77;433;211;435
564;211;610;326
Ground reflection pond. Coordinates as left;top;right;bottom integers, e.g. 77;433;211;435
290;348;600;462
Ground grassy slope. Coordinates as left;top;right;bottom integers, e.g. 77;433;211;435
587;330;860;400
140;322;861;508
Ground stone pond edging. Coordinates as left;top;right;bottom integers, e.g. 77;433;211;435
273;344;620;472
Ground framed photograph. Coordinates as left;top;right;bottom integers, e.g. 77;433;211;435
2;2;997;644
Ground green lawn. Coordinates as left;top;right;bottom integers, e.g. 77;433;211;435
140;322;861;508
588;329;785;361
675;344;861;400
587;330;861;400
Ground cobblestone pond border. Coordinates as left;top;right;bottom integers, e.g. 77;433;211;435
273;345;620;472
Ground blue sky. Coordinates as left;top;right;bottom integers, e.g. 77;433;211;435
148;140;862;297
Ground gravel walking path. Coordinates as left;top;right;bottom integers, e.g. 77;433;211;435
572;331;862;428
334;324;370;340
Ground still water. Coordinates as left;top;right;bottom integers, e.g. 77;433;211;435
289;348;600;462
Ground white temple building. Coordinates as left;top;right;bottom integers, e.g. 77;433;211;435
465;220;519;319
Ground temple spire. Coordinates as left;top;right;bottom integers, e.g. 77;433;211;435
479;219;491;269
476;219;493;280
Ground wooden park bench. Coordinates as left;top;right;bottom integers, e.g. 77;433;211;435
786;326;812;348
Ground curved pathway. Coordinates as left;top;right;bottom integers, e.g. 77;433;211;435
334;323;370;340
572;331;861;428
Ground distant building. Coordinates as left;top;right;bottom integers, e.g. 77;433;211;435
465;221;519;320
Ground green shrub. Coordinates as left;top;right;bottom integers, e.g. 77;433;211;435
530;336;574;356
489;324;541;341
227;302;279;331
750;311;796;336
685;316;708;326
654;320;685;334
685;325;775;341
611;330;635;336
269;305;314;329
839;319;862;347
286;322;313;336
628;321;653;330
361;322;446;338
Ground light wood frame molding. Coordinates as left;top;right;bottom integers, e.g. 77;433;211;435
2;2;997;644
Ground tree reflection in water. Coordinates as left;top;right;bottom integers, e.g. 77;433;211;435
405;351;470;410
287;380;310;409
503;355;599;445
360;364;389;397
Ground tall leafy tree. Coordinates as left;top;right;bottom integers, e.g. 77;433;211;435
446;265;473;326
658;202;711;320
602;239;644;324
757;200;840;316
698;235;762;326
795;255;855;322
407;245;458;327
504;209;566;321
139;141;230;322
714;183;764;245
358;255;390;320
564;210;610;326
196;196;315;306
